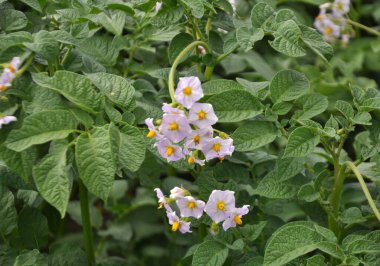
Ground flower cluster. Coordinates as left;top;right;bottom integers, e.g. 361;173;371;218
145;76;234;165
0;57;20;92
155;187;250;233
314;0;353;44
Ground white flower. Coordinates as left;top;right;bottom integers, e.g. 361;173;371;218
154;188;172;212
222;205;250;231
176;196;205;218
188;103;218;128
169;186;187;200
0;115;17;128
166;211;191;233
174;77;204;109
155;2;162;12
204;190;235;223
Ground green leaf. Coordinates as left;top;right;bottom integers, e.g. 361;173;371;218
32;71;104;113
0;185;17;236
263;222;337;266
284;127;320;158
20;0;44;12
351;112;372;125
0;9;28;32
24;30;59;60
269;20;306;57
86;10;125;36
151;6;184;27
293;94;328;119
117;124;146;172
272;102;292;115
300;25;333;62
236;27;264;52
87;72;135;110
360;97;380;111
335;100;355;119
202;79;245;95
13;249;47;266
5;110;78;152
208;90;263;122
168;32;194;64
239;221;267;241
270;69;310;103
251;3;275;28
18;207;48;249
0;31;32;53
276;157;305;181
0;146;37;182
306;255;327;266
232;121;279;151
181;0;204;18
33;140;70;218
76;126;116;201
192;240;228;266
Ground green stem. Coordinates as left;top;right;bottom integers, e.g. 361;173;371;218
345;161;380;222
15;55;35;78
204;66;214;81
79;179;96;265
346;19;380;37
61;45;72;66
48;61;55;76
205;11;213;37
168;41;209;103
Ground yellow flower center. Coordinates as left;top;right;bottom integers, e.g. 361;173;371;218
0;84;6;92
317;15;323;21
169;122;179;131
172;221;180;232
183;86;192;96
188;156;195;165
166;146;175;156
217;201;225;211
193;135;200;144
188;201;196;209
234;215;242;225
213;143;221;152
337;2;344;10
218;156;225;162
158;202;165;209
325;26;332;35
198;110;206;120
8;65;16;73
147;130;155;138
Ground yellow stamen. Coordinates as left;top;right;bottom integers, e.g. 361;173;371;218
169;122;179;131
8;65;16;73
193;135;200;144
324;26;332;35
158;202;165;209
183;86;192;96
147;130;155;138
188;201;196;209
234;215;242;225
188;156;195;165
172;221;180;232
217;201;225;211
219;156;225;162
317;15;323;21
166;146;175;157
0;84;6;92
213;143;221;152
198;110;206;120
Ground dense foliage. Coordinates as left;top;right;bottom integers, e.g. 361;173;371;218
0;0;380;265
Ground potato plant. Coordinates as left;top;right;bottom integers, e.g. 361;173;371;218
0;0;379;265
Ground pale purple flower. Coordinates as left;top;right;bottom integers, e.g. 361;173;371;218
204;190;235;223
202;137;235;161
176;196;205;218
145;118;162;139
154;188;173;212
170;186;187;200
323;20;341;40
162;103;185;116
185;127;213;150
159;114;191;143
155;2;162;12
188;103;218;128
222;205;250;231
9;57;21;73
166;211;191;233
155;138;184;162
333;0;350;16
174;77;204;109
0;115;17;128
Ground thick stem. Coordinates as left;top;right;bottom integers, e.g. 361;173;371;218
345;161;380;222
79;179;96;265
168;41;209;103
346;19;380;37
204;66;214;81
15;55;35;78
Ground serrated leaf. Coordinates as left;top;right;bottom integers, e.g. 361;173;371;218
5;110;78;152
251;3;275;28
32;71;104;113
284;127;320;158
33;140;70;218
0;185;17;236
192;240;228;266
269;20;306;57
202;79;245;95
76;126;116;201
232;121;279;151
207;90;263;122
87;72;135;110
168;32;194;64
270;70;310;103
24;30;59;60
